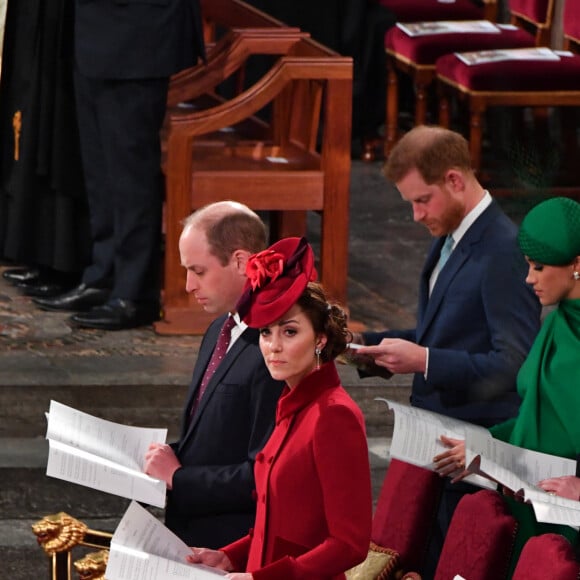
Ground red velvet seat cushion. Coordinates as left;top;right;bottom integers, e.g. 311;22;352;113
512;533;580;580
436;51;580;91
434;490;517;580
386;24;534;64
371;459;444;572
377;0;483;22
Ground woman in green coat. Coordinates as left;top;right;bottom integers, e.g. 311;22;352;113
435;196;580;571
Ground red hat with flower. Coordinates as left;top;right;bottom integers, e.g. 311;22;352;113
236;237;318;328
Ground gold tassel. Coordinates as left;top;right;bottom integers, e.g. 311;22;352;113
12;110;21;161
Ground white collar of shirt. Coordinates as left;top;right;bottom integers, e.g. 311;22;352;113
450;190;492;246
228;312;247;351
428;191;491;295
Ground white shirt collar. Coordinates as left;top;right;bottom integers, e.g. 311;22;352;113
228;311;247;350
429;191;492;296
450;190;492;246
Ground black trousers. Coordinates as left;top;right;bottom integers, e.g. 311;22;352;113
74;72;168;303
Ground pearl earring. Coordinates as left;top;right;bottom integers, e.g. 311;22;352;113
574;271;580;281
315;347;322;370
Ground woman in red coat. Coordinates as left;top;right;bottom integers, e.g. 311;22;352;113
188;237;372;579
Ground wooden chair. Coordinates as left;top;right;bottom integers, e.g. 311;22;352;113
383;0;554;159
165;27;308;140
436;0;580;181
375;0;497;23
170;0;307;134
362;0;498;161
157;31;353;334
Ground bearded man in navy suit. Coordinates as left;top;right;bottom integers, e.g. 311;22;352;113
357;125;541;576
144;201;284;547
35;0;205;329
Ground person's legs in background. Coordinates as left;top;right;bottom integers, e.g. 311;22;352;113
70;76;168;329
34;73;168;330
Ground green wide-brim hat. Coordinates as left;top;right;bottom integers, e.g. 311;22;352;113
518;197;580;265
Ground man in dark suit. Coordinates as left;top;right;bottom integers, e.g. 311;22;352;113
144;201;284;548
356;125;541;575
34;0;205;329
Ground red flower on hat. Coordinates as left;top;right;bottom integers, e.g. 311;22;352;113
246;249;285;290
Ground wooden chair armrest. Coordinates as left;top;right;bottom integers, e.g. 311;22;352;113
168;28;308;106
167;55;351;140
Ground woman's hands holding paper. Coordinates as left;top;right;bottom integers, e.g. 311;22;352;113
537;475;580;501
434;436;470;482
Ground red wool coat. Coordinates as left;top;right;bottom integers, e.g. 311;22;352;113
222;362;372;580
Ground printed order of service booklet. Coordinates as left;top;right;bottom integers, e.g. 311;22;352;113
455;46;561;66
106;501;226;580
45;400;167;507
379;398;580;528
396;19;500;37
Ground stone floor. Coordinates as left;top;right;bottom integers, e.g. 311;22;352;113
0;158;549;577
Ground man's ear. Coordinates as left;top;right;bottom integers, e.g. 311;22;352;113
232;249;252;275
444;169;465;192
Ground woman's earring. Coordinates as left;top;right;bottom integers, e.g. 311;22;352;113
315;347;321;370
574;271;580;281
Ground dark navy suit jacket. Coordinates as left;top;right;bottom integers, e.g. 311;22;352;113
167;315;284;548
74;0;204;79
365;200;541;427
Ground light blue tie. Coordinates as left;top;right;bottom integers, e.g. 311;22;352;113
438;234;454;271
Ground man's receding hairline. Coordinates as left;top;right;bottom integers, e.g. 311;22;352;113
184;201;256;230
404;125;446;150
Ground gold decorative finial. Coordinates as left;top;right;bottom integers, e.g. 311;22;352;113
74;550;109;580
31;512;88;555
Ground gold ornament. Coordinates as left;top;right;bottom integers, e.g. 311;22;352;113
31;512;88;555
74;550;109;580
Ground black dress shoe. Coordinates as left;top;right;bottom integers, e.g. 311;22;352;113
16;279;75;298
33;283;111;312
2;267;41;284
70;298;160;330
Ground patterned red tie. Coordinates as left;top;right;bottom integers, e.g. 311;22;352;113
191;315;236;414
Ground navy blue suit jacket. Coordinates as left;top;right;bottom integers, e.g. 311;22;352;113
166;315;284;548
74;0;204;79
365;200;541;427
